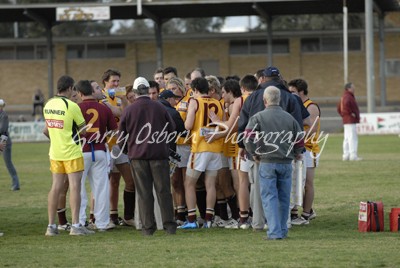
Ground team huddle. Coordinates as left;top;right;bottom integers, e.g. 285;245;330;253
43;66;321;240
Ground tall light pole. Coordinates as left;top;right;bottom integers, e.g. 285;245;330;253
343;0;348;84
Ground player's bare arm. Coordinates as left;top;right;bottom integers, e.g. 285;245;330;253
184;99;197;130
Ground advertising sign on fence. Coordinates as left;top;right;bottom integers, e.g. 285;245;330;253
357;113;400;135
8;122;47;142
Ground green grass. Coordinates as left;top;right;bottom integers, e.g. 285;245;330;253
1;135;400;267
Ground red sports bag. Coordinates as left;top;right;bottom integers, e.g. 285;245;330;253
358;201;384;232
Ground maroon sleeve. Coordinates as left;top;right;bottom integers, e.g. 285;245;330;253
106;106;118;131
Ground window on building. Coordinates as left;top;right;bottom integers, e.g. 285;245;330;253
302;36;361;52
321;37;341;52
386;59;400;77
230;39;289;55
272;39;290;53
36;45;48;59
87;44;104;59
137;61;157;79
250;39;267;54
16;46;34;59
107;44;125;58
229;40;248;55
0;45;50;60
199;60;219;76
67;45;85;59
0;46;14;60
301;38;320;52
348;36;362;51
67;43;125;59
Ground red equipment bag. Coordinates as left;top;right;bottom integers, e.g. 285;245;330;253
358;201;384;232
389;208;400;232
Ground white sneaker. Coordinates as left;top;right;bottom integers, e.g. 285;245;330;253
224;218;239;229
122;218;135;227
70;225;95;236
309;209;317;220
342;156;349;161
98;222;116;232
212;216;227;228
291;216;309;226
239;222;251;230
350;156;362;161
57;222;71;231
45;226;59;236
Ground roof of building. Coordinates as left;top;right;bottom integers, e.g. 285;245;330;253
0;0;398;23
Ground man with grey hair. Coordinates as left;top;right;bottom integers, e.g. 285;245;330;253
119;77;177;236
244;86;304;240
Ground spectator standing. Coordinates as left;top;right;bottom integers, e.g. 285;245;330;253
337;82;361;161
119;77;177;236
0;99;20;191
244;86;304;240
32;88;45;121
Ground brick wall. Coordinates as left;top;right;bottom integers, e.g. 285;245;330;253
1;32;399;106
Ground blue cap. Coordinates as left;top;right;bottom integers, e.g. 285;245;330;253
263;66;280;77
159;90;180;99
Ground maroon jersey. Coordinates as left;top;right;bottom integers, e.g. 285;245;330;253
79;99;118;153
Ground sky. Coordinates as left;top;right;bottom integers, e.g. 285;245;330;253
112;16;260;33
221;16;259;32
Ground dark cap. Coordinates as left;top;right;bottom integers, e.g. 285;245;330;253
159;90;180;99
263;66;280;77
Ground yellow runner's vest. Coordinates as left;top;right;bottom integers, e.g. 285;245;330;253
43;96;85;161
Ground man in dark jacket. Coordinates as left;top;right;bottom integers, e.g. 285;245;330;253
158;90;185;152
238;66;309;231
337;82;361;161
119;77;177;236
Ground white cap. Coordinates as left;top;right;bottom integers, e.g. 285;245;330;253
133;77;150;90
0;99;5;108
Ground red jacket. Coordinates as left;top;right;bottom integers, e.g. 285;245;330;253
337;90;360;124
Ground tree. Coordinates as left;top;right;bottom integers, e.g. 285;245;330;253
114;19;153;35
52;21;113;37
253;14;369;31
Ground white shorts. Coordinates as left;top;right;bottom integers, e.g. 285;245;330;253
305;150;320;168
238;157;251;173
110;145;129;173
187;152;222;172
221;155;229;168
176;145;190;168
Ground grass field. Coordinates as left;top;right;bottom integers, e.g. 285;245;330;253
0;135;400;267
